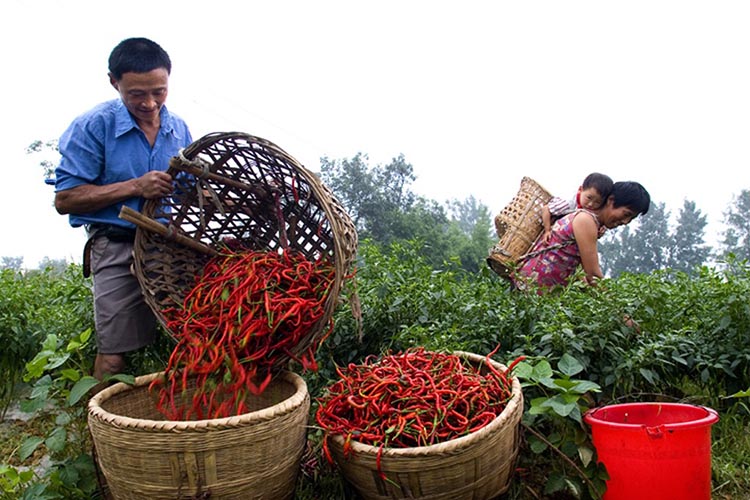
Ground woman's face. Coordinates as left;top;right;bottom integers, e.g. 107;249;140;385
599;200;638;229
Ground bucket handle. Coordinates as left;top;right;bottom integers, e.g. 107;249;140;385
644;425;665;439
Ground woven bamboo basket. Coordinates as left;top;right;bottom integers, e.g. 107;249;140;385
488;176;552;278
328;351;524;500
127;131;358;367
88;370;309;499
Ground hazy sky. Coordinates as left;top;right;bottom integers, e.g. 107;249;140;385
3;1;749;268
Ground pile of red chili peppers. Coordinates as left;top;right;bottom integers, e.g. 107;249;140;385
150;246;335;420
315;347;525;473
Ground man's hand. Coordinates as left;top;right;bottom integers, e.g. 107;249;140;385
135;171;173;199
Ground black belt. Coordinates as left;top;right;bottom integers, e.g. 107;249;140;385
88;224;137;243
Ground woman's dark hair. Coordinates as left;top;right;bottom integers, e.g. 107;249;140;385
108;38;171;80
611;181;651;216
582;172;614;199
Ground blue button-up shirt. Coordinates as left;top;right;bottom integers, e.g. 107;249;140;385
55;99;192;229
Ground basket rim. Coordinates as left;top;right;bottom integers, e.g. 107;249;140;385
88;370;308;430
330;350;523;457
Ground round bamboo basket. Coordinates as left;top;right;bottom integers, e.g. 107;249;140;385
328;351;524;500
88;370;309;500
488;176;552;278
128;132;358;368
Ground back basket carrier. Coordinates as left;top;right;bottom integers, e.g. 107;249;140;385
126;132;358;371
487;176;552;278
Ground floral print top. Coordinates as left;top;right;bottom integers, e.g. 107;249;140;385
513;209;600;290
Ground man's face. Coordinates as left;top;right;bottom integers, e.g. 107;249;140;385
110;68;169;125
578;187;604;210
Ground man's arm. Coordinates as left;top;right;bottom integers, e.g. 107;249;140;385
55;170;173;215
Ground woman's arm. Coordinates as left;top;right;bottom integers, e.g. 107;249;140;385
572;212;603;284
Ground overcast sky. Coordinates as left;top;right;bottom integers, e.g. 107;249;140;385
2;1;749;268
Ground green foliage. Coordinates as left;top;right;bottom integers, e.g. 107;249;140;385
4;330;107;499
516;356;608;499
26;139;59;184
318;154;494;272
2;252;750;499
600;199;713;277
669;200;711;273
719;189;750;261
0;266;93;418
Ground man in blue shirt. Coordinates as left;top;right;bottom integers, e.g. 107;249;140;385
54;37;192;380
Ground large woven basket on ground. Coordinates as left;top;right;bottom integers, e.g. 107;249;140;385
88;370;309;499
128;131;358;365
488;176;552;278
328;351;524;500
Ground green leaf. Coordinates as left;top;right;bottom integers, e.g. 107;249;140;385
531;360;554;380
529;436;548;454
44;352;71;371
55;413;72;426
29;376;53;400
21;483;52;500
79;328;92;344
569;380;601;394
58;462;81;487
512;361;533;379
60;368;82;382
544;473;566;494
107;373;135;385
528;397;551;415
45;427;67;453
726;388;750;398
548;396;577;417
639;368;655;384
558;353;584;376
24;355;50;380
553;379;576;391
578;445;594;468
19;437;44;461
68;376;101;406
41;334;59;352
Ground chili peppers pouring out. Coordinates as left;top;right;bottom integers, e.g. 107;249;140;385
150;245;335;420
315;347;525;477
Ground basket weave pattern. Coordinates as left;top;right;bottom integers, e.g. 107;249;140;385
88;371;309;499
132;132;358;366
488;177;552;277
328;351;523;500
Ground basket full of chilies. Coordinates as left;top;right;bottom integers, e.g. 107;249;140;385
316;348;525;500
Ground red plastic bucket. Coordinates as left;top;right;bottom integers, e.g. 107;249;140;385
583;402;719;500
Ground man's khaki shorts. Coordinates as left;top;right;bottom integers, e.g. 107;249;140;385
89;237;157;354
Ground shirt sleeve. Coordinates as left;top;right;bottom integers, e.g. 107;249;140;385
55;115;105;192
548;196;573;217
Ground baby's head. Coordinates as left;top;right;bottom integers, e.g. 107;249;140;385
578;173;614;210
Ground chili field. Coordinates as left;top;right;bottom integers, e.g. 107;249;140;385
1;242;749;499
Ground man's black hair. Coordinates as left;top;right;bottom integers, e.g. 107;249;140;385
108;37;171;80
582;172;614;199
611;181;651;216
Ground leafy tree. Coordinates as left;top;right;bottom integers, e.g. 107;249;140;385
26;139;59;183
445;196;495;273
668;199;711;273
37;257;70;275
1;256;23;271
318;154;488;271
599;226;635;277
600;202;671;276
719;189;750;261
